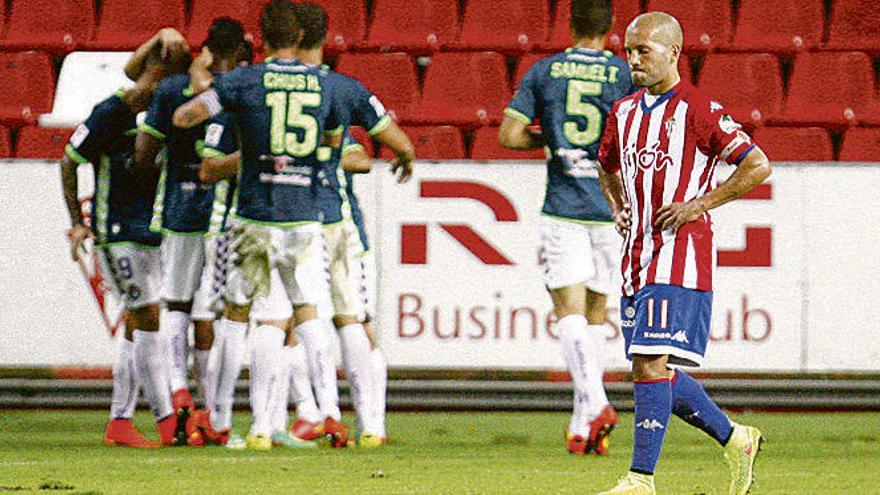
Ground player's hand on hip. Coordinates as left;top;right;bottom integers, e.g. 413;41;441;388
390;155;414;183
654;200;705;233
67;224;93;262
613;202;632;236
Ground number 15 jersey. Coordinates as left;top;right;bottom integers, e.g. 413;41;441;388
505;48;633;223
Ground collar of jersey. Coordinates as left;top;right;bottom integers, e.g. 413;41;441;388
640;86;677;114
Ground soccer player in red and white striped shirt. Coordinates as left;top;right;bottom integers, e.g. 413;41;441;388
595;13;771;495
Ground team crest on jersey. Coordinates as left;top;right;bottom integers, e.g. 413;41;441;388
710;101;724;113
624;141;673;172
664;117;677;138
719;115;741;134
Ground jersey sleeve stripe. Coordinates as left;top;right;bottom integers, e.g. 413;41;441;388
138;123;165;140
503;107;533;125
730;144;756;166
64;144;89;164
200;147;227;159
366;115;392;136
325;125;344;136
342;143;366;156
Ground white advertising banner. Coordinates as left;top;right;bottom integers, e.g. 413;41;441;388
1;160;879;372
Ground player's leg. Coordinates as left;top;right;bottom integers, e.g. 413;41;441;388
190;234;223;408
283;224;348;448
104;318;158;448
360;250;388;444
326;221;377;443
282;323;325;443
267;321;319;448
541;216;608;454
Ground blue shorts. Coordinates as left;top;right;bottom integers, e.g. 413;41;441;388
620;284;713;367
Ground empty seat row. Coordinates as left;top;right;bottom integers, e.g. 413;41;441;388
2;0;880;54
4;124;880;162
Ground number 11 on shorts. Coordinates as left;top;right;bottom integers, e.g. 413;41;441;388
646;298;669;329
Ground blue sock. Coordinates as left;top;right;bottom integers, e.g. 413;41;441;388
671;369;733;446
631;379;672;475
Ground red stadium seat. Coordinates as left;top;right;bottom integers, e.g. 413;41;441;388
0;126;10;158
187;0;261;49
0;51;55;126
334;53;420;123
312;0;367;54
454;0;549;53
775;52;873;127
838;128;880;162
1;0;95;52
365;0;459;54
380;126;465;160
730;0;823;53
412;52;510;127
752;127;833;161
347;126;375;157
513;53;691;87
645;0;732;52
470;126;545;160
697;53;782;125
15;126;74;159
542;0;641;53
826;0;880;54
89;0;186;50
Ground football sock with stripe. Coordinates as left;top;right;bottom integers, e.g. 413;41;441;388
208;318;247;431
297;319;341;421
631;379;672;475
164;310;192;393
248;325;285;436
671;369;733;445
110;334;139;420
286;343;322;423
559;315;609;435
193;348;210;408
339;323;374;434
270;345;293;433
133;329;174;421
370;348;388;438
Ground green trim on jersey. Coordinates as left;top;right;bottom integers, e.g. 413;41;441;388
149;164;167;233
542;212;614;226
326;125;344;136
95;241;162;251
504;107;532;125
342;143;365;156
160;228;206;236
208;180;230;235
232;214;319;228
95;156;112;243
64;144;89;165
201;147;227;159
367;115;392;136
138;123;165;140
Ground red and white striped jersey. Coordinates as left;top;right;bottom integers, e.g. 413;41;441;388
598;81;755;296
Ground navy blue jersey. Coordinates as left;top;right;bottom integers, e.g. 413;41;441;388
506;48;634;223
142;73;222;233
65;92;161;247
208;59;344;224
200;110;240;235
316;131;369;250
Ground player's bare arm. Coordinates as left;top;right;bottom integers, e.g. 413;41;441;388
199;151;240;184
59;154;92;261
598;166;632;236
189;48;215;95
125;28;188;81
340;147;373;174
173;93;214;128
655;146;772;232
134;131;164;172
374;123;415;182
498;115;544;150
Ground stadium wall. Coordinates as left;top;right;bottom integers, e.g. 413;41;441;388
1;160;878;374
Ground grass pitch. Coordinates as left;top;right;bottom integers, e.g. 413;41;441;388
0;410;878;494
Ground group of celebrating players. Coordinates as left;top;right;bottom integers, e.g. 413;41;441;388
60;0;415;451
59;0;771;492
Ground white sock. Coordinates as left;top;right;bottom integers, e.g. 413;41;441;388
133;329;174;421
193;348;210;408
208;318;247;431
297;319;340;420
271;345;294;433
585;324;610;412
248;325;285;436
110;335;139;420
287;344;321;423
370;348;388;438
163;310;192;393
559;315;608;435
339;323;374;434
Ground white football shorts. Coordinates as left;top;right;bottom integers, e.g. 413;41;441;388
225;221;328;308
323;220;369;321
539;215;618;295
97;243;161;310
160;233;205;303
250;268;293;322
190;233;230;320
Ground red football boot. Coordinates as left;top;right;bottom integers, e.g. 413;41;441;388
104;419;159;448
290;418;324;441
565;427;589;455
157;414;183;446
195;410;229;446
323;417;349;449
589;404;620;455
171;389;204;446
